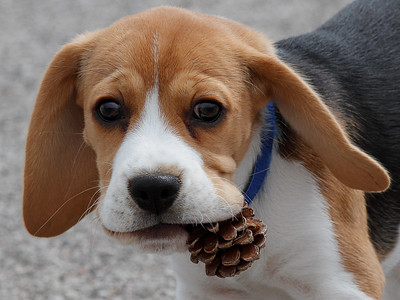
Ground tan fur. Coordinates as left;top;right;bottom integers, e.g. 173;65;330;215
23;37;99;237
24;7;390;296
279;132;385;299
322;175;385;299
245;52;390;192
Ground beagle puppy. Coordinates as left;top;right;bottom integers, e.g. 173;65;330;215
23;0;400;299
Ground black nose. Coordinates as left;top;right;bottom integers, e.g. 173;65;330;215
128;173;181;214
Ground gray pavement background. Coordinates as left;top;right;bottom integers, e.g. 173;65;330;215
0;0;352;299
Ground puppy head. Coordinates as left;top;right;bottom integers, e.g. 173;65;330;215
23;7;389;252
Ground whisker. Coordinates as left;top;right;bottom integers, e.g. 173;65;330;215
33;185;101;236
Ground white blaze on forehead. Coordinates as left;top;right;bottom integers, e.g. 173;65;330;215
117;28;195;176
118;30;201;177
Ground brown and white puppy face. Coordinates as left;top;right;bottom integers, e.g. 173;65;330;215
79;8;272;252
24;6;389;253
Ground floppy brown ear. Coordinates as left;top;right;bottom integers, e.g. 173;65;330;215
23;34;99;237
248;53;390;192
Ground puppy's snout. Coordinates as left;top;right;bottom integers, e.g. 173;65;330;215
128;173;181;214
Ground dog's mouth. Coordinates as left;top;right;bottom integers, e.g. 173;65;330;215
103;223;189;253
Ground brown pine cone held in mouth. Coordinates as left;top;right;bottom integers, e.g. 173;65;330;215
186;203;267;278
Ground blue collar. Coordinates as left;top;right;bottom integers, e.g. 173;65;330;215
243;102;276;205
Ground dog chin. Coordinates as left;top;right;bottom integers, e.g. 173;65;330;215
103;224;189;254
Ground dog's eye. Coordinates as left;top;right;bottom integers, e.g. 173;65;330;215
96;100;122;122
192;101;223;123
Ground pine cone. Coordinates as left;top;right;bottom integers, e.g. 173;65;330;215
186;204;267;278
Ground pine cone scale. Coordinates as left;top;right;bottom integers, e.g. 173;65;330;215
203;234;219;254
221;246;241;266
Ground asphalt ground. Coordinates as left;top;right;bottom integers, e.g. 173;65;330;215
0;0;352;299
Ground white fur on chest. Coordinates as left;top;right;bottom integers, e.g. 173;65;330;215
171;148;371;299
